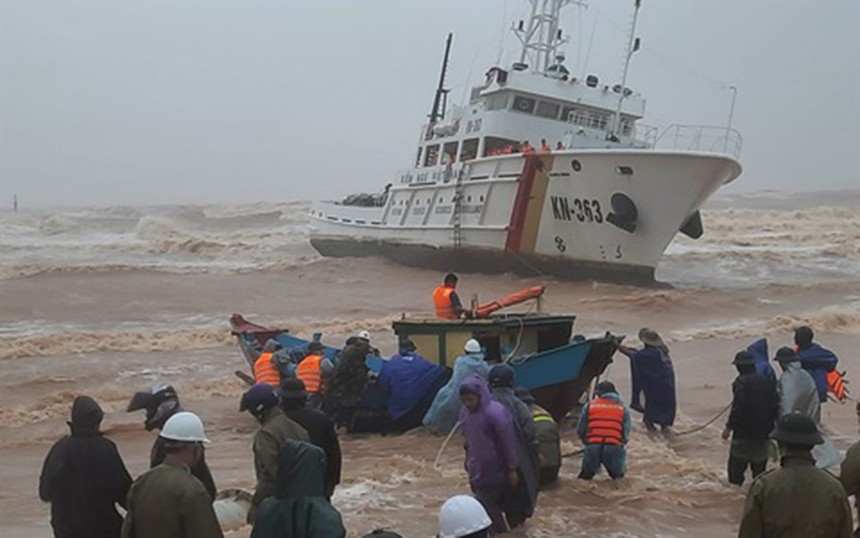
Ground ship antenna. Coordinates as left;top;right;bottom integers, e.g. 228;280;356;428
429;33;453;124
513;0;585;74
608;0;642;141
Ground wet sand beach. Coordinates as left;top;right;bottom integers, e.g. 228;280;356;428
2;191;859;536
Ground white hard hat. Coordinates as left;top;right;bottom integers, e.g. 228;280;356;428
356;330;371;341
438;495;492;538
159;411;210;444
464;338;482;354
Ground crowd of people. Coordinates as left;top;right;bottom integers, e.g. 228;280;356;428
485;138;565;156
37;273;857;537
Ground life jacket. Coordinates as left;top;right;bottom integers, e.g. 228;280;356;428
586;397;625;446
540;143;551;152
432;286;457;319
254;352;281;387
522;144;535;154
297;353;324;393
828;370;847;401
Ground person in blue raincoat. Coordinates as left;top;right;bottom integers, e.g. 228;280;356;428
794;326;838;403
746;338;777;386
423;339;490;434
378;340;450;433
617;328;676;434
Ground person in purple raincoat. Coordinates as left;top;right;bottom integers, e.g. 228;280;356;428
458;373;521;534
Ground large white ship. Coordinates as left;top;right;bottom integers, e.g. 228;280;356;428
309;0;742;284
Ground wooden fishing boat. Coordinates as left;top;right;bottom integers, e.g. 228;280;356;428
229;310;617;422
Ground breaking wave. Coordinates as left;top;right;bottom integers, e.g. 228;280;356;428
669;305;860;342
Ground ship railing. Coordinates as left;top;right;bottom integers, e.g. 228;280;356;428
652;124;743;159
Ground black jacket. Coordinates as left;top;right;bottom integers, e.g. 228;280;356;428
282;404;342;499
40;431;132;538
728;372;779;441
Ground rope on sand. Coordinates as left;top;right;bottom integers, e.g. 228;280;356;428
434;422;461;469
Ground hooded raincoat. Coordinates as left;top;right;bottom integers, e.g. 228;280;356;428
629;345;676;426
39;396;133;538
488;367;539;521
797;343;838;403
423;352;490;433
459;374;521;533
746;338;777;386
777;362;841;468
251;440;346;538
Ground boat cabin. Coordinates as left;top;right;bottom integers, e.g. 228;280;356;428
392;313;576;367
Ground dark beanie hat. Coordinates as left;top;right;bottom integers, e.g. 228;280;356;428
596;381;617;395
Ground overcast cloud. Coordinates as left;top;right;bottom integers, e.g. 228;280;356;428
1;0;858;207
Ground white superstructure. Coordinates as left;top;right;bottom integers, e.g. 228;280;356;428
309;0;742;283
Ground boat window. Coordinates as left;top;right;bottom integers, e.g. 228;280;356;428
424;145;440;167
460;138;479;161
512;95;536;114
442;141;459;164
482;136;520;157
561;106;577;122
486;93;509;111
536;100;560;119
415;147;422;167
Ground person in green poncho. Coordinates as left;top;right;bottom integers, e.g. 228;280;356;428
251;440;346;538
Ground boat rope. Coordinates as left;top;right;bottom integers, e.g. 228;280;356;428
434;421;462;469
673;403;731;437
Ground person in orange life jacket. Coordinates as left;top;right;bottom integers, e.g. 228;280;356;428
555;141;564;150
539;139;550;152
254;339;283;387
521;141;535;154
433;273;465;319
794;325;839;403
721;351;778;486
296;342;334;411
126;383;218;500
501;145;514;154
576;381;631;480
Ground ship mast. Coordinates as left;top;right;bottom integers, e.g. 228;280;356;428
513;0;586;74
428;33;454;124
608;0;642;141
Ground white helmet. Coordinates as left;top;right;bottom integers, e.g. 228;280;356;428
356;330;371;342
464;338;482;354
159;411;210;443
438;495;492;538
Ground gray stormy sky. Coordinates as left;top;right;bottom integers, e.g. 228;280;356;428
1;0;858;208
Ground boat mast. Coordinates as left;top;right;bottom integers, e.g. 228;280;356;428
513;0;585;74
428;33;454;124
608;0;642;141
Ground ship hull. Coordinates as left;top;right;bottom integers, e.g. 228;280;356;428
309;150;741;283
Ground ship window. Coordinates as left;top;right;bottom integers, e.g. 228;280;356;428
512;95;536;114
482;136;520;157
438;196;443;203
467;195;472;202
460;138;478;161
479;195;485;202
572;159;582;172
415;147;422;167
486;93;509;111
536;101;560;119
616;165;634;176
561;106;577;122
443;141;459;164
424;144;440;167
